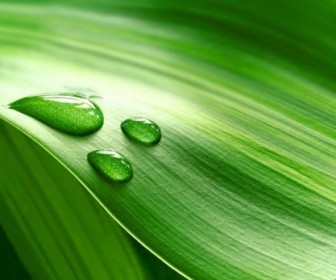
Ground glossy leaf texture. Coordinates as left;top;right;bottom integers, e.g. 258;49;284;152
0;1;336;280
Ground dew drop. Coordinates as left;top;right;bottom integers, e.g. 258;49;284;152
87;149;133;183
9;94;104;135
121;117;161;145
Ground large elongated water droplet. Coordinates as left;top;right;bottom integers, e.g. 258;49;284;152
87;150;133;183
121;117;161;145
9;94;104;135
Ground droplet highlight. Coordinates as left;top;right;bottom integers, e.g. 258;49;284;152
87;149;133;183
121;117;161;145
9;94;104;135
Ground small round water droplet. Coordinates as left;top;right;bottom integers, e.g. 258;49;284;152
9;94;104;135
87;149;133;183
121;117;161;145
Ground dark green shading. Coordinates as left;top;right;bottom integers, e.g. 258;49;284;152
87;150;133;183
133;240;185;280
0;226;31;280
9;95;104;136
121;118;161;145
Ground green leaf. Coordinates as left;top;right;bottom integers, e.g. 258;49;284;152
0;121;149;280
1;2;336;280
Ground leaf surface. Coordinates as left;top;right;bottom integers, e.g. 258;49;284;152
0;2;336;280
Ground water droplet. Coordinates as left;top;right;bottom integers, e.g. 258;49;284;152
59;92;88;98
59;91;102;100
121;117;161;145
62;87;101;99
87;149;133;183
9;94;104;135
